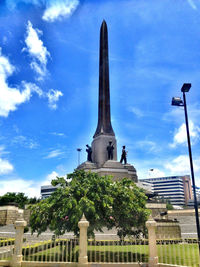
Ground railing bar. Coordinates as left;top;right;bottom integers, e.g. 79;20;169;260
109;240;113;262
2;240;5;260
90;240;92;263
46;240;49;262
27;242;29;262
173;238;177;265
103;240;105;263
186;239;191;266
135;238;137;263
130;239;132;263
65;239;68;262
122;239;124;263
182;239;187;266
68;239;71;262
32;243;35;262
179;239;183;266
191;238;195;266
93;239;95;263
71;239;73;262
126;239;128;262
180;239;184;266
61;240;63;262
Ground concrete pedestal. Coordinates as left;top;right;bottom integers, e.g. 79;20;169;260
77;160;138;182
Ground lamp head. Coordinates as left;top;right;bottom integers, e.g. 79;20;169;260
181;83;191;92
171;97;184;106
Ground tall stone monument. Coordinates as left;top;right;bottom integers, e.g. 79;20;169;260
78;20;137;182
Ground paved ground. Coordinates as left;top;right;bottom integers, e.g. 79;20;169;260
0;224;120;241
0;213;197;242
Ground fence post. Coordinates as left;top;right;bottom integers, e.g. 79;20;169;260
11;210;27;267
78;214;89;266
146;215;158;267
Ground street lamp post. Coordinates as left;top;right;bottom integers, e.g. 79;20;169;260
172;83;200;253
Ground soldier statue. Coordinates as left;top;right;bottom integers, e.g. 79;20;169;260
86;144;92;162
120;145;127;164
107;141;114;160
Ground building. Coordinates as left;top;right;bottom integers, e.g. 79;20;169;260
41;185;58;199
187;186;200;207
140;175;193;206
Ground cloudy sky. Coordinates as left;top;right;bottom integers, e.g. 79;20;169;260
0;0;200;197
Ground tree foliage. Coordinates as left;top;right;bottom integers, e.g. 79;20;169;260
29;170;150;239
0;192;39;209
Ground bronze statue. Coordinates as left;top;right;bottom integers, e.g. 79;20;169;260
120;145;127;164
86;144;92;162
107;141;114;160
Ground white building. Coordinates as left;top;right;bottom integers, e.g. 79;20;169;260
140;175;192;206
41;185;58;199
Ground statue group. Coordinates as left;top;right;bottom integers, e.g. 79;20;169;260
86;142;127;164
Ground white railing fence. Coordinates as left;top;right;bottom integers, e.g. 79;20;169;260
157;238;199;266
87;239;148;263
0;238;14;261
0;211;199;267
22;238;79;262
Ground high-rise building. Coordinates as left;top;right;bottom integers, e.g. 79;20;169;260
140;175;192;206
41;185;58;199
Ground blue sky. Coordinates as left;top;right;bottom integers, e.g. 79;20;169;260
1;0;200;197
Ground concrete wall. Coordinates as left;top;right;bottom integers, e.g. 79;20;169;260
0;206;20;225
146;203;167;217
156;222;181;239
168;208;200;238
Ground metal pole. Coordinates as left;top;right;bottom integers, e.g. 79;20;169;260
183;91;200;253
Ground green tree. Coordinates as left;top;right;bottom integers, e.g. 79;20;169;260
0;193;40;209
29;170;150;239
166;201;174;210
0;192;28;209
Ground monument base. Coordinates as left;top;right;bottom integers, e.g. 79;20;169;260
92;134;117;167
77;160;138;182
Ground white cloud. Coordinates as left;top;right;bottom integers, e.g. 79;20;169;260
0;158;13;175
22;81;43;97
0;49;33;117
22;82;63;110
136;140;159;153
128;106;144;118
12;135;39;149
187;0;197;10
41;171;59;186
0;146;13;174
0;178;41;198
44;149;65;159
148;168;165;178
6;0;79;22
165;154;200;175
0;47;51;117
42;0;79;22
46;89;63;109
170;121;200;148
163;103;200;125
0;170;62;198
23;21;50;79
50;132;66;137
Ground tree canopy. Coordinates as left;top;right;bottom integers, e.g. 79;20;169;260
0;192;39;209
29;170;150;239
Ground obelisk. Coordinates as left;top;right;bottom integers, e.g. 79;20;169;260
92;20;117;166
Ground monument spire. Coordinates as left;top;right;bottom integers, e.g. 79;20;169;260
93;20;115;138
